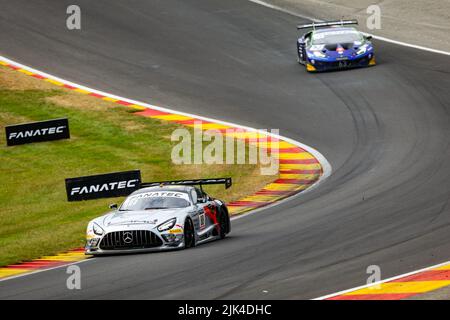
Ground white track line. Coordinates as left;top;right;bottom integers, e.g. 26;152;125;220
366;34;450;56
0;54;331;281
314;260;450;300
248;0;450;56
0;258;95;283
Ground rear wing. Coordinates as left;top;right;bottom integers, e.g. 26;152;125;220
297;19;358;30
140;177;232;190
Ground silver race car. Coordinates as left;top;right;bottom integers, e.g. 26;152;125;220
85;178;232;255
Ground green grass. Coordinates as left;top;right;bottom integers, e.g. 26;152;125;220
0;78;275;266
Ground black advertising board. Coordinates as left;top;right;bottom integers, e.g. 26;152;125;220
65;170;142;201
5;118;70;146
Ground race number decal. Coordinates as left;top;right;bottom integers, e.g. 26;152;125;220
199;212;206;230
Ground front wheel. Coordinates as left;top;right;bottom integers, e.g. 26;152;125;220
184;218;195;248
219;209;230;239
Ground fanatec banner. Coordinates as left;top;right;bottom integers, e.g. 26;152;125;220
5;118;70;146
65;170;142;201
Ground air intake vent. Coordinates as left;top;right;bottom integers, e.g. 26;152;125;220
99;230;163;250
325;44;338;51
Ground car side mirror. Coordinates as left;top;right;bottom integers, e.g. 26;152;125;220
197;197;206;203
109;203;118;210
365;35;373;41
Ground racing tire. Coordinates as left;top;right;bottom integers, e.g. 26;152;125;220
184;218;196;248
219;209;230;239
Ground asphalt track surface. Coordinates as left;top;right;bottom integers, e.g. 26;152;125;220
1;0;450;299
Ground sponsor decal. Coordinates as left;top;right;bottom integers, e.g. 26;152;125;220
5;118;70;146
122;191;190;207
65;170;141;201
168;228;183;234
130;191;188;200
310;44;325;51
313;30;359;40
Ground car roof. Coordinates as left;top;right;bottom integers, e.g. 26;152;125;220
132;185;195;195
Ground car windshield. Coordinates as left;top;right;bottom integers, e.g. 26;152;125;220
312;29;362;45
120;191;191;211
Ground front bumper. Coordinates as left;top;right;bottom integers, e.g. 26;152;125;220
307;53;375;72
85;228;184;255
85;242;184;255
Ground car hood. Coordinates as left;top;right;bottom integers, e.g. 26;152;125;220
99;208;189;227
308;41;372;58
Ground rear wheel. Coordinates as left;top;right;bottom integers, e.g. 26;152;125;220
219;209;230;239
184;218;195;248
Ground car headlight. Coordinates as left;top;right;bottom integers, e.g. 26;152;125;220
313;51;326;58
356;44;369;55
157;218;177;232
93;222;104;236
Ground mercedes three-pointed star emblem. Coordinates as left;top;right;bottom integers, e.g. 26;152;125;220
123;231;133;244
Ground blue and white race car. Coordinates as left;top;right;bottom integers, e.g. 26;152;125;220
297;20;376;72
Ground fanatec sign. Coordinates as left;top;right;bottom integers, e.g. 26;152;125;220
5;118;70;146
65;170;142;201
